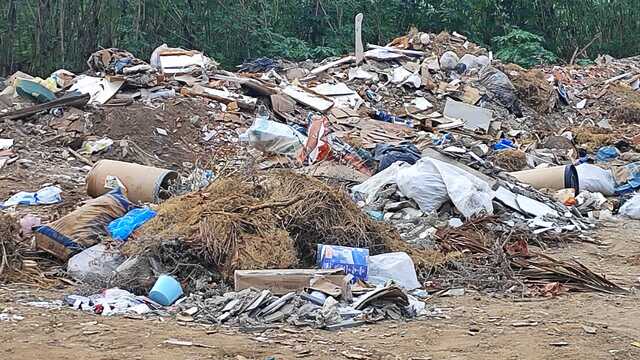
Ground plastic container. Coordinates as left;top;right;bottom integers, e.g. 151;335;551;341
149;275;183;306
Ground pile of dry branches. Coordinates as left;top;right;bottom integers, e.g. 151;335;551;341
124;171;401;280
435;216;625;294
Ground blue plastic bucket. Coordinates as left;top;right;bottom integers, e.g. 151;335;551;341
149;275;183;306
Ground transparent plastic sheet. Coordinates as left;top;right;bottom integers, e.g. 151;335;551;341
620;193;640;219
368;252;421;290
241;117;307;156
351;162;407;204
67;244;124;285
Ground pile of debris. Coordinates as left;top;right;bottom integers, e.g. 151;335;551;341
121;172;400;282
176;281;431;330
2;13;640;332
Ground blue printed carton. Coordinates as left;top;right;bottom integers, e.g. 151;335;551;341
316;244;369;281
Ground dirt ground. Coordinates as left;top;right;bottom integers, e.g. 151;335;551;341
1;221;639;360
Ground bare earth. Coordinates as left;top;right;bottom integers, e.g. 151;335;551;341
1;222;639;360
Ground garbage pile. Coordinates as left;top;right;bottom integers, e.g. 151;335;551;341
2;15;639;331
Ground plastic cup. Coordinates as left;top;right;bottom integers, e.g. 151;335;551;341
149;275;183;306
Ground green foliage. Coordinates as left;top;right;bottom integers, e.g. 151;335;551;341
1;0;640;76
256;30;340;61
493;28;558;68
576;58;595;67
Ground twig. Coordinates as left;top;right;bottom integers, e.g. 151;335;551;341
67;147;94;166
232;195;305;213
569;33;601;65
0;240;7;277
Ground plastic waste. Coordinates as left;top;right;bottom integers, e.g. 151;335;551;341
476;55;490;68
439;51;459;71
457;54;482;73
576;164;616;196
373;110;413;128
15;78;56;103
81;138;114;155
615;161;640;194
2;186;62;208
493;138;516;151
352;161;407;204
365;210;384;221
149;275;184;306
297;114;331;164
396;157;494;218
240;105;307;156
146;88;176;100
66;288;151;316
0;138;13;150
596;146;620;162
67;244;125;285
368;252;421;290
396;159;449;213
108;207;157;241
619;193;640;219
326;134;374;176
479;66;522;116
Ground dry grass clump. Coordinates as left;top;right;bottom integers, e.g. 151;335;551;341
573;127;616;152
493;149;528;171
611;84;640;123
499;63;555;113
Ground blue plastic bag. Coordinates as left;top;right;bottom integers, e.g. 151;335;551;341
108;208;156;241
596;146;620;162
615;161;640;194
316;244;369;281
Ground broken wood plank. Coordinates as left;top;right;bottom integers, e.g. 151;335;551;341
282;85;334;112
182;85;257;110
366;44;425;56
310;56;355;75
67;147;94;166
0;94;90;121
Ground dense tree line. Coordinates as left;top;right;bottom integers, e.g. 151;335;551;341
1;0;639;77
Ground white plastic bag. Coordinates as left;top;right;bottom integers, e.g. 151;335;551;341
458;54;481;72
397;157;494;218
368;252;421;290
620;193;640;219
351;162;406;204
240;116;307;156
439;51;459;71
396;159;449;213
576;164;616;196
67;244;124;285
